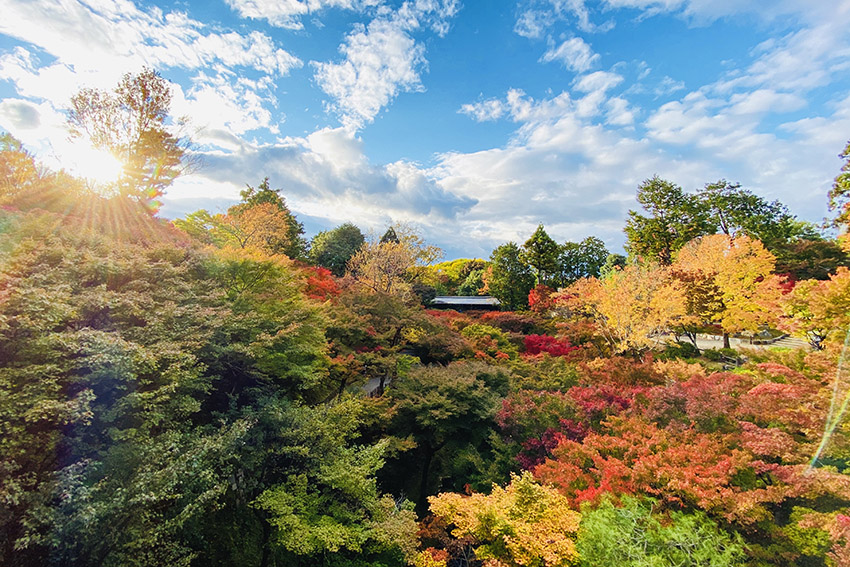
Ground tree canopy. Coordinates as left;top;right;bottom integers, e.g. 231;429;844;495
67;67;190;207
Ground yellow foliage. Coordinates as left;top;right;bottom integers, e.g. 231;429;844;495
653;358;707;382
673;234;781;336
560;264;686;354
781;266;850;348
428;472;580;567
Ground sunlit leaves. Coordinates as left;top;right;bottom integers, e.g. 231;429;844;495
561;264;686;354
428;472;581;567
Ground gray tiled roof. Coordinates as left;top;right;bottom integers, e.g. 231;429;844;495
432;296;501;306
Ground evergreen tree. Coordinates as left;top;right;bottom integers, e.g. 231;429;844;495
625;176;711;265
487;242;535;310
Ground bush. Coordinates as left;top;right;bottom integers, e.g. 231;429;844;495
460;323;519;359
577;496;747;567
524;334;578;357
702;347;739;362
660;341;700;360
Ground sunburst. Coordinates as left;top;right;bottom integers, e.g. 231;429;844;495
65;142;125;188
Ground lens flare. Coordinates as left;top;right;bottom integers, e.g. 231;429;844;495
808;328;850;471
66;143;124;187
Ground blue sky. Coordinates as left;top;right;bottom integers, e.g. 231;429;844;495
1;0;849;259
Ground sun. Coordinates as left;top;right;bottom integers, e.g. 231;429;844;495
66;142;125;187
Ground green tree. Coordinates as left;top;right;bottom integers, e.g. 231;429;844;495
557;236;609;287
487;242;535;310
577;496;746;567
625;176;711;265
599;253;627;278
67;67;190;206
309;222;365;276
381;362;509;514
773;238;850;280
698;180;799;249
829;139;850;227
522;224;560;285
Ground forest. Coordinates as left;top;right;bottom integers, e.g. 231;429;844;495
1;69;850;567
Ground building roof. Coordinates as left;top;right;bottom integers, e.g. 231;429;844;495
432;296;501;306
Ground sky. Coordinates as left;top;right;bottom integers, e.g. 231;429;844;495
1;0;849;259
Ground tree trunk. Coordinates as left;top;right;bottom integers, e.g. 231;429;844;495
259;511;272;567
723;332;731;349
417;445;434;515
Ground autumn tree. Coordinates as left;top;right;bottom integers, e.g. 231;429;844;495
522;224;560;285
625;176;711;265
561;264;687;354
781;267;850;349
67;67;190;206
175;178;305;258
773;238;850;281
672;234;783;348
235;177;306;258
309;222;365;276
427;472;581;567
0;133;42;201
346;223;443;298
486;242;536;310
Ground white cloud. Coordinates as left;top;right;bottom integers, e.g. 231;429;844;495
0;1;301;81
515;0;614;38
728;89;806;115
224;0;382;29
165;127;476;232
541;37;600;72
173;73;278;138
313;0;459;129
606;97;635;125
601;0;841;26
514;10;549;39
459;99;506;122
573;70;623;93
0;0;305;166
314;19;425;129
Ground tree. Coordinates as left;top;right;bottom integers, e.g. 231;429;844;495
561;264;687;354
381;362;508;513
236;177;307;258
577;496;746;567
0;133;41;200
557;236;609;287
599;253;627;278
522;224;560;285
829;139;850;227
346;223;442;298
698;180;799;249
672;234;783;348
309;222;365;276
486;242;536;310
67;67;190;207
625;176;712;265
773;238;850;281
427;472;581;567
175;178;306;259
780;267;850;349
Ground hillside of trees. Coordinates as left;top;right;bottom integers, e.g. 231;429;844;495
2;70;850;567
